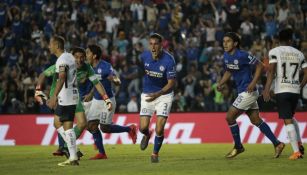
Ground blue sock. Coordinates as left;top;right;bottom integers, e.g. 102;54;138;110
109;124;130;133
58;133;65;148
92;130;105;154
153;135;164;154
257;121;280;146
229;123;243;149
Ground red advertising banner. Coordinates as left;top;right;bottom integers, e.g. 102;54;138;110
0;113;306;145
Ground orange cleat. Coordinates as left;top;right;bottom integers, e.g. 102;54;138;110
289;151;303;160
89;153;108;160
128;124;137;144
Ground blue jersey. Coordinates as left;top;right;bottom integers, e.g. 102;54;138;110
93;60;114;99
141;50;176;94
223;49;258;93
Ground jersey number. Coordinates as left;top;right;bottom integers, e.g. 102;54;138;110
281;62;298;79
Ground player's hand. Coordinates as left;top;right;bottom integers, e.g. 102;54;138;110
246;83;256;93
145;92;161;102
262;89;271;102
113;76;121;86
216;84;223;92
34;87;48;105
83;93;93;102
104;98;112;111
47;96;57;109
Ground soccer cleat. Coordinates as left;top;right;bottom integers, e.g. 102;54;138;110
89;153;108;160
62;147;84;160
128;124;137;144
299;144;304;155
225;147;245;158
151;153;159;163
140;131;152;151
289;151;303;160
52;147;64;156
274;142;285;158
58;159;79;166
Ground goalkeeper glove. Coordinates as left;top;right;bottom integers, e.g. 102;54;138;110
35;85;48;105
102;94;112;111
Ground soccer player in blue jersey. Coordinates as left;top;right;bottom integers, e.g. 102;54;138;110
217;32;285;158
86;44;137;159
138;33;176;163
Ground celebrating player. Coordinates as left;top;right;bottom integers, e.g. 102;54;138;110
263;28;306;160
217;32;285;159
138;33;176;163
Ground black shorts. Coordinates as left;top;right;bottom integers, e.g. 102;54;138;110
275;93;299;119
55;104;76;122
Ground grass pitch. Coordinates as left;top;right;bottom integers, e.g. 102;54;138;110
0;144;306;175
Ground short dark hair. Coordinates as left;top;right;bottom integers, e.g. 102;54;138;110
224;32;241;47
150;33;163;43
52;35;65;50
87;44;102;59
71;47;86;56
279;28;293;42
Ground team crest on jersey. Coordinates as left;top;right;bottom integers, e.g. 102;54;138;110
159;65;165;71
234;59;239;64
98;68;102;73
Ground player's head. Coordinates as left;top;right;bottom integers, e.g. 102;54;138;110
71;47;86;69
49;35;65;54
223;32;240;53
149;33;163;60
86;44;102;65
278;28;293;44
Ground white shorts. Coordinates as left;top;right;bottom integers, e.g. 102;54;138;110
232;91;259;111
82;101;92;117
140;92;173;117
86;97;116;124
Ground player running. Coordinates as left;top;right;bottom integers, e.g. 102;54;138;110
86;44;137;159
138;33;176;163
263;28;306;160
217;32;285;159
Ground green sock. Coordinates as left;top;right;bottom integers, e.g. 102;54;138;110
64;126;82;148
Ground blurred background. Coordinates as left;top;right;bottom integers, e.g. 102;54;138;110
0;0;307;114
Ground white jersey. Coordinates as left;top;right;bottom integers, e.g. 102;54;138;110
55;52;79;105
269;46;307;94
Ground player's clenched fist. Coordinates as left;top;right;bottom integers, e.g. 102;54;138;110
102;95;112;111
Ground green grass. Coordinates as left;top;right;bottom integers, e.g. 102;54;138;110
0;144;306;175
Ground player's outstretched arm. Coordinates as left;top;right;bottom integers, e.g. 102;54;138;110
217;71;231;91
263;63;276;101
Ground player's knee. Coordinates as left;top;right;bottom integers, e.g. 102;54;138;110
139;126;149;134
155;128;164;136
100;124;111;133
225;116;235;125
87;121;99;133
77;122;87;131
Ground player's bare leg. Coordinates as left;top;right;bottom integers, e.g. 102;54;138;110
247;109;285;158
139;116;152;151
225;106;245;158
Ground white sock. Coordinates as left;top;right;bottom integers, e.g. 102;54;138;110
65;129;77;161
57;126;67;143
292;118;302;143
285;124;299;152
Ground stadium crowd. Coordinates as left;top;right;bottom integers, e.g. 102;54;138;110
0;0;307;114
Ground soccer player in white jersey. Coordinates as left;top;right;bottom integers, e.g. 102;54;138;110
139;33;176;163
46;35;79;166
263;28;307;160
217;32;285;159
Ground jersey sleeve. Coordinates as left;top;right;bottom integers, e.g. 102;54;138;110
87;64;99;85
43;64;56;77
268;49;278;64
55;57;68;73
166;57;176;79
301;53;307;69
